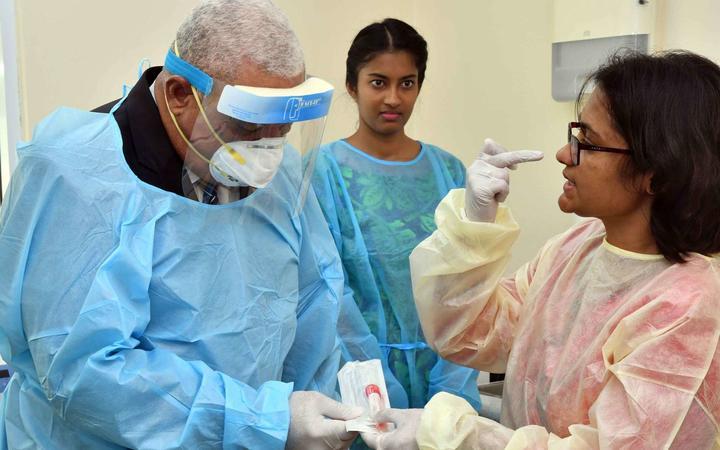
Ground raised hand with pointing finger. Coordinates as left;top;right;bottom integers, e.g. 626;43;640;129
464;138;544;222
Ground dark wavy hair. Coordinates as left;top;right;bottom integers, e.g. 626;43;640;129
578;50;720;262
345;18;428;91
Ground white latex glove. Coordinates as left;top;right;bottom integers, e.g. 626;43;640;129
465;138;544;222
286;391;364;450
360;408;424;450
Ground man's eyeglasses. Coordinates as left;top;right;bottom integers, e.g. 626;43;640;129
568;122;630;165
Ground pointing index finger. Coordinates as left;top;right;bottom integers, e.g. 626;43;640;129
485;150;544;168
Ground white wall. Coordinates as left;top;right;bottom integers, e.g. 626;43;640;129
10;0;720;270
655;0;720;63
14;0;199;135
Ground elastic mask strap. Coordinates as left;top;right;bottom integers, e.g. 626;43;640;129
189;88;246;165
162;92;239;184
162;92;210;165
173;41;246;165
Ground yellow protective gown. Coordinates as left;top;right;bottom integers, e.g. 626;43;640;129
410;190;720;449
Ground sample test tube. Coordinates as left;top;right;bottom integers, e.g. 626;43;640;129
364;384;388;432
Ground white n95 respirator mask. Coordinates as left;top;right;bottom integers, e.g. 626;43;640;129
209;137;286;188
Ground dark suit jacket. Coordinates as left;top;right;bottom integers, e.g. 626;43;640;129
93;67;184;195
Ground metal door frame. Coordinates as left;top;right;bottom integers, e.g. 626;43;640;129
1;0;21;204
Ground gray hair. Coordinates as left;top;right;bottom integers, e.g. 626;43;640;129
174;0;304;82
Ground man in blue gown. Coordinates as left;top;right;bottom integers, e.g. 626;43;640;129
0;1;361;448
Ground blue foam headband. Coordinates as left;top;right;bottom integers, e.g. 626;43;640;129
164;49;214;95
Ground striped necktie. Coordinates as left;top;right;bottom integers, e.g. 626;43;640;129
199;181;218;205
181;169;218;204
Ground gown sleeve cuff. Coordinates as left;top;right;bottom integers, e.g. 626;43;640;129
434;189;520;255
223;378;293;450
417;392;514;450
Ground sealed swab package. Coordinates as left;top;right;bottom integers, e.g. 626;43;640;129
338;359;391;433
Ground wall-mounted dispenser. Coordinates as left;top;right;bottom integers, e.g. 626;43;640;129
552;0;656;101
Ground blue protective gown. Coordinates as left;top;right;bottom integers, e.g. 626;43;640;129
0;107;343;449
311;140;481;410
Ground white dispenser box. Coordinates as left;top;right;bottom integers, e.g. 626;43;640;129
552;0;656;101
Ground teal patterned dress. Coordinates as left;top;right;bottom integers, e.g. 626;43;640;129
311;139;481;410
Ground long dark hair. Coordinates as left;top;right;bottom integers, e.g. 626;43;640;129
578;51;720;262
345;18;428;91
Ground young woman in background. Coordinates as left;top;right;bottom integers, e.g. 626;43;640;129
311;18;481;413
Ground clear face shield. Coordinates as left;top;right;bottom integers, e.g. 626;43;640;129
163;47;333;212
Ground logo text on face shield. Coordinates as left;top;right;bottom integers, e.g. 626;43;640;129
284;97;322;121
